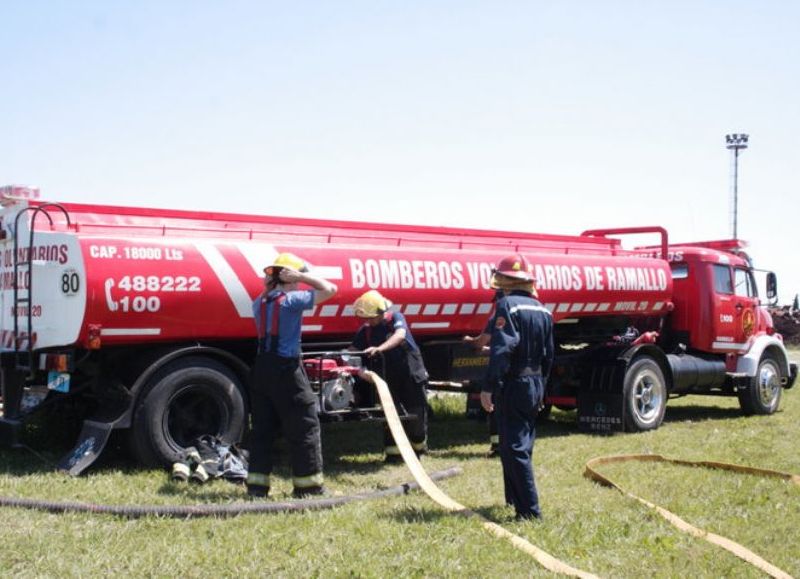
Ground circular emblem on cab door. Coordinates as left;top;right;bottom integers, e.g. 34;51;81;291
742;309;755;338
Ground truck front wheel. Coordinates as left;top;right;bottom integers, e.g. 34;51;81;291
623;357;667;432
130;357;247;467
738;354;782;416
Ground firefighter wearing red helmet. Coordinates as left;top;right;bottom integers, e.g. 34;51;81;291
481;254;553;520
246;253;338;499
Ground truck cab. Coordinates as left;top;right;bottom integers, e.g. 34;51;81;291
662;239;795;408
667;240;764;356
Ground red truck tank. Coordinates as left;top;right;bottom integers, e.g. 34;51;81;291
0;188;795;473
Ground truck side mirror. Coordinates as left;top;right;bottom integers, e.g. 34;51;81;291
766;272;778;304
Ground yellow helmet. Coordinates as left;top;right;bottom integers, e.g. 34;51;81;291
264;252;308;275
353;290;392;318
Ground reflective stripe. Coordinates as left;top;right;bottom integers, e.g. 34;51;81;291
423;304;440;316
172;462;190;477
320;304;338;317
411;439;428;452
247;472;271;488
510;304;552;316
712;341;748;350
292;472;324;488
385;445;402;456
192;464;210;482
490;435;500;444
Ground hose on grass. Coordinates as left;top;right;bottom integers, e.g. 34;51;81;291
585;454;800;579
0;466;461;518
366;371;599;579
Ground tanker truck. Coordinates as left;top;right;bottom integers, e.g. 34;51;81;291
0;186;795;474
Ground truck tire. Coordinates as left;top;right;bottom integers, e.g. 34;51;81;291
738;354;782;416
130;357;246;467
623;357;667;432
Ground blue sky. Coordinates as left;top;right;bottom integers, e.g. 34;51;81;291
2;1;798;301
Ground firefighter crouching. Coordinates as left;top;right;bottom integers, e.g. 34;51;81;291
350;290;429;462
481;255;553;520
246;253;337;498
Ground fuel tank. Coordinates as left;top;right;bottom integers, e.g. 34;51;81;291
0;198;673;350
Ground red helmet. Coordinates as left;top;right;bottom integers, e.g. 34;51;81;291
492;254;534;282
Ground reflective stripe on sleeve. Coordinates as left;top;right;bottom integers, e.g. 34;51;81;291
411;439;428;452
490;435;500;444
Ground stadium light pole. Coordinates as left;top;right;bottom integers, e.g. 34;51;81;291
725;133;749;239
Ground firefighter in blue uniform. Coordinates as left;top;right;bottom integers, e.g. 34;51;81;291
481;254;553;520
350;290;429;462
246;253;337;498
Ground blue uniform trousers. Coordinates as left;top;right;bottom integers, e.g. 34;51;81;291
496;374;543;519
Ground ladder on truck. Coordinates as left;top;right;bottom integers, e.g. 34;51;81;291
11;203;71;378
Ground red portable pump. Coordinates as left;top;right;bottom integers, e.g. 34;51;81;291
0;187;795;473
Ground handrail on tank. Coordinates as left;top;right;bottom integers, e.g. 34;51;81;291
12;203;72;375
580;226;669;260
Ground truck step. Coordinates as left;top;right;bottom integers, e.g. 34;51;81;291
725;372;750;389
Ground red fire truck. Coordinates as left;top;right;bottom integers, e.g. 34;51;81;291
0;186;795;473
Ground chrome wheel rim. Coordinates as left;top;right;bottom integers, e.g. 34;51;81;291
632;368;664;426
757;361;781;408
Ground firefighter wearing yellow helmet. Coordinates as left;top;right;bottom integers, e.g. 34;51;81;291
247;252;338;499
350;290;429;462
481;253;552;520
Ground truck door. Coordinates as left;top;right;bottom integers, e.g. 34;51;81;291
710;263;738;350
732;266;758;344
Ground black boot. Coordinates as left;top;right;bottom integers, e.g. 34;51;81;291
292;485;326;498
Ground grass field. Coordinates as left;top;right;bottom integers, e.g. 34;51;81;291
0;352;798;577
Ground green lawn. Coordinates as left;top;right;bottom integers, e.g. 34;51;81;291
0;384;798;577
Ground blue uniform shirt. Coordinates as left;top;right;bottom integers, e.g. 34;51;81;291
252;289;315;357
483;291;554;393
352;311;420;365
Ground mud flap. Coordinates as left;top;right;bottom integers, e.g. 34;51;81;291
787;362;798;390
56;420;115;476
0;418;23;448
578;359;626;433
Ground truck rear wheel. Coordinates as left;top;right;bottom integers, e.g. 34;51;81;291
130;357;246;467
738;354;782;415
623;357;667;432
